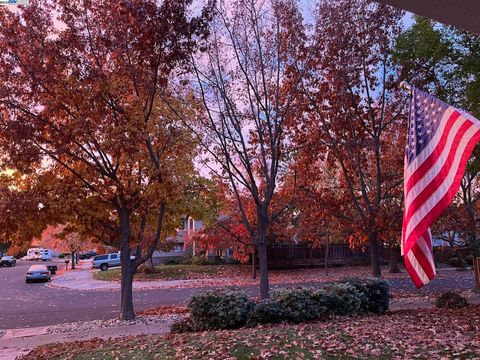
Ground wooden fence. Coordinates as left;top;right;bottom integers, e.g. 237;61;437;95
265;244;370;268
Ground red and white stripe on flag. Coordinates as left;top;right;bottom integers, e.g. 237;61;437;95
402;86;480;288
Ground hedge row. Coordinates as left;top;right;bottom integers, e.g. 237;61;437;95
171;277;390;332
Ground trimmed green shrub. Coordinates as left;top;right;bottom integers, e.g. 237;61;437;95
189;290;254;330
448;257;461;267
315;289;342;314
164;258;180;265
323;282;363;315
180;278;391;333
181;255;192;265
337;278;390;314
191;256;210;266
170;317;193;333
209;255;224;265
435;292;468;309
247;299;285;326
271;288;328;323
58;254;65;259
465;254;474;266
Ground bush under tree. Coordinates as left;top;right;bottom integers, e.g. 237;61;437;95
435;292;468;309
176;278;391;332
323;282;364;315
271;288;329;323
247;299;285;326
336;278;390;314
189;290;254;330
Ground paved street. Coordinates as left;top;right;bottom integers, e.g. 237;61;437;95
0;261;475;330
0;261;205;330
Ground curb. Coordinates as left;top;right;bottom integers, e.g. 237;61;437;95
1;326;49;340
0;320;173;360
45;281;119;292
47;269;199;292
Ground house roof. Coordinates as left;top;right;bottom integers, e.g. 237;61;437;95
374;1;480;35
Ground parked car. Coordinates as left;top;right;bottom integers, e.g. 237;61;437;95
92;253;121;271
79;251;97;260
26;265;51;283
0;256;16;267
92;253;136;271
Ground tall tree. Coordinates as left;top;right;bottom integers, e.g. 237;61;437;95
0;171;52;256
185;0;307;298
293;0;405;277
0;0;211;320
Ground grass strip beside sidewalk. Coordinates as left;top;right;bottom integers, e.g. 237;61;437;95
93;264;248;281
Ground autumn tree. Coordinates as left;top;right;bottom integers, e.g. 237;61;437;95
188;182;256;263
292;0;405;277
35;224;92;269
189;177;296;278
183;0;306;298
0;172;53;257
432;204;470;269
0;0;211;320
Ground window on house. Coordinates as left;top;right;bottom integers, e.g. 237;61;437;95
174;245;182;252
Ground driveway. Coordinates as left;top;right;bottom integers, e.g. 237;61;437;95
0;261;475;330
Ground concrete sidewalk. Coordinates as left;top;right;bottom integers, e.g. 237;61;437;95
0;320;171;360
48;260;195;291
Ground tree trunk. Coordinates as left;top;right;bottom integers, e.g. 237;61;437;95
139;256;155;274
455;251;468;270
468;232;480;258
119;206;135;320
463;203;480;257
252;250;256;280
71;251;75;270
255;206;270;299
149;256;155;273
324;240;330;277
257;241;269;299
389;247;401;273
369;231;381;277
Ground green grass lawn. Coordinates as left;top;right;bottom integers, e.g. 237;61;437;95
93;264;248;281
23;305;480;359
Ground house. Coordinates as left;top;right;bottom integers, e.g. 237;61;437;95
151;215;203;264
151;214;237;264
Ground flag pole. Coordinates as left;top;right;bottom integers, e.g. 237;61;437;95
400;80;413;259
400;81;413;94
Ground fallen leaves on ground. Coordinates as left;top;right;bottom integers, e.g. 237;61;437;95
22;305;480;360
137;305;188;316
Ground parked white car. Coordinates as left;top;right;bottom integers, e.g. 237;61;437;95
26;265;51;283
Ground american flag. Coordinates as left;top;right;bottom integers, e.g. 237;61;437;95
402;85;480;288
